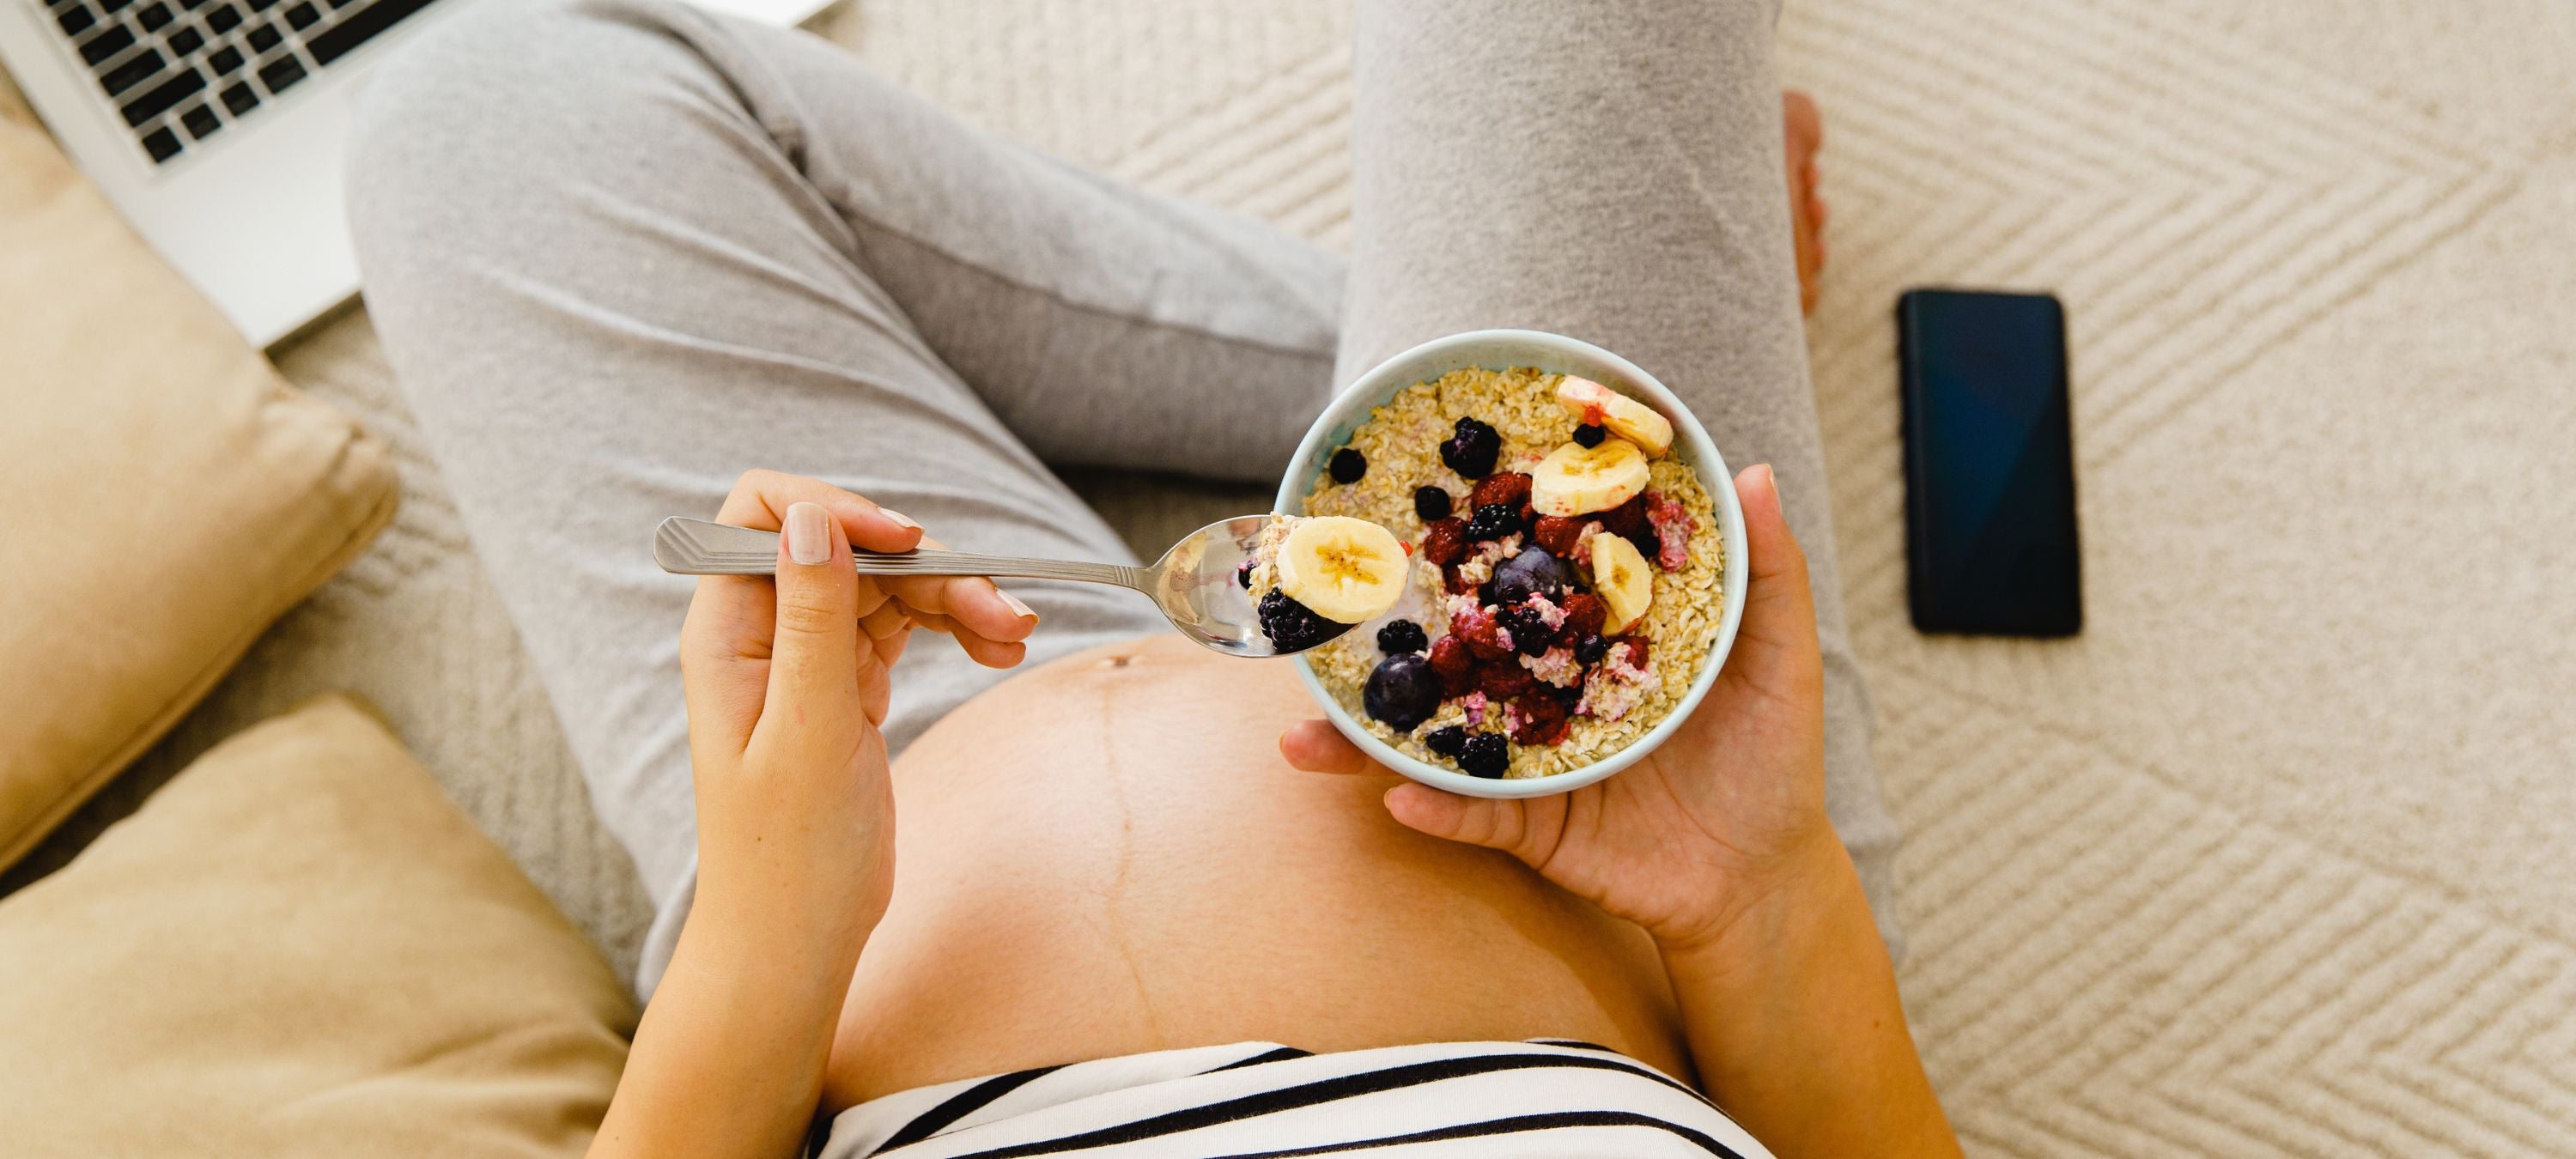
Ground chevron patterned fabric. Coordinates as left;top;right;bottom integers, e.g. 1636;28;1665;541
26;1;2569;1153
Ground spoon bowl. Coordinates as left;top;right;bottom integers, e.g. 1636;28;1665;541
653;513;1340;658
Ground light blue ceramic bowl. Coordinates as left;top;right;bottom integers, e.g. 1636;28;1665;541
1274;330;1749;799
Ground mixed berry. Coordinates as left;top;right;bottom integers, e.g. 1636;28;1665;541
1334;403;1696;779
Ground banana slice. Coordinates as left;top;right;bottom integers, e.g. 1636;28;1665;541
1274;516;1410;623
1589;532;1654;633
1529;437;1651;518
1556;376;1674;458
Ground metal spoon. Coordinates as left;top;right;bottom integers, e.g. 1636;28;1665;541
653;514;1351;658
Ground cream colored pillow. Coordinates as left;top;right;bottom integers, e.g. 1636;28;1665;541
0;106;395;867
0;695;635;1156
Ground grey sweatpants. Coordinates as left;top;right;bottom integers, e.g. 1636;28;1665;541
348;0;1900;994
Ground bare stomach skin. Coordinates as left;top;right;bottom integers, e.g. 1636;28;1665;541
821;633;1692;1108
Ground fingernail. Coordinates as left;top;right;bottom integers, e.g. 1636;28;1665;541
999;589;1037;622
786;501;830;566
878;507;920;531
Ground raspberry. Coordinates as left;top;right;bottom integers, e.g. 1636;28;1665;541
1614;635;1650;669
1532;515;1587;557
1469;470;1532;512
1428;634;1475;675
1417;518;1467;567
1558;592;1608;640
1509;694;1571;746
1428;634;1475;679
1476;661;1537;699
1450;605;1514;660
1598;493;1649;537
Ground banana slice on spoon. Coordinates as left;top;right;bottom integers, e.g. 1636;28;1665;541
1273;516;1410;623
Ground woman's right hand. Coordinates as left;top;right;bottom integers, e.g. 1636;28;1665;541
678;470;1038;951
600;472;1043;1159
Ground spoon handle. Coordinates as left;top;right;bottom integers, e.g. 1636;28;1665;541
654;518;1151;590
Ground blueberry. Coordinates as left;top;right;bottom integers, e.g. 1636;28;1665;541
1574;634;1608;664
1459;733;1510;778
1329;447;1368;484
1573;423;1607;448
1364;654;1443;731
1413;486;1454;522
1440;417;1501;478
1425;725;1468;757
1376;619;1429;655
1489;547;1569;607
1257;591;1352;653
1236;559;1254;589
1464;502;1525;543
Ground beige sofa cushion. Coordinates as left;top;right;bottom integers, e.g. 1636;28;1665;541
0;695;635;1156
0;101;396;867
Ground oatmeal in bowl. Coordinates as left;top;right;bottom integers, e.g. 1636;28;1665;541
1274;331;1747;798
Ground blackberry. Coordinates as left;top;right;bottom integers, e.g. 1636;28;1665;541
1572;423;1607;448
1376;619;1429;655
1329;447;1368;484
1574;634;1609;665
1498;604;1554;657
1413;486;1454;522
1440;416;1502;478
1256;591;1351;653
1459;733;1510;778
1464;502;1525;543
1424;725;1469;757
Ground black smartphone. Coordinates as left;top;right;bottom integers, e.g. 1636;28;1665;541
1897;288;2081;636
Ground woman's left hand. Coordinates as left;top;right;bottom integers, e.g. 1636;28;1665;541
1279;464;1844;955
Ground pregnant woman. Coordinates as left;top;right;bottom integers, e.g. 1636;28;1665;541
349;0;1956;1155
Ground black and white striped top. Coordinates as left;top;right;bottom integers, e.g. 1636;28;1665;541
818;1040;1774;1157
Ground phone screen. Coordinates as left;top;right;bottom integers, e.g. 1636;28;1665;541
1898;289;2081;636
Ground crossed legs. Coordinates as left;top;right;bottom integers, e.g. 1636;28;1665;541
349;0;1897;998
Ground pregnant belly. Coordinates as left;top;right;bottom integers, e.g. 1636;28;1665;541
821;634;1688;1107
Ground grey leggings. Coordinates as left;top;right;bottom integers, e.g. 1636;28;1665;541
348;0;1899;992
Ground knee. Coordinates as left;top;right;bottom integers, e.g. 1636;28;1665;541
343;0;722;258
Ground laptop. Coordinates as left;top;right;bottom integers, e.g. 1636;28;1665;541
0;0;834;348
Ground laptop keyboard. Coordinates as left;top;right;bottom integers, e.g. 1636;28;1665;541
39;0;438;165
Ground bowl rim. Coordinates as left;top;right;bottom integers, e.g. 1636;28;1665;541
1274;329;1750;799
